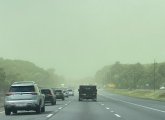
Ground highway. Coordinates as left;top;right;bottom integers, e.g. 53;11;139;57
0;90;165;120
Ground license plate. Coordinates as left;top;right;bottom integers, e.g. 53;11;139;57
16;103;26;107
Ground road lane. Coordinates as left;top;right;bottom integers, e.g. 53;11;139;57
100;90;165;111
98;90;165;120
1;90;165;120
49;96;122;120
0;98;72;120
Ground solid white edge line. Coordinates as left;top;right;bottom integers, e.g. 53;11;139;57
115;114;121;118
47;114;53;118
100;94;165;113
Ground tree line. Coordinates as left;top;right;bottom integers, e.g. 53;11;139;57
95;61;165;89
0;58;64;90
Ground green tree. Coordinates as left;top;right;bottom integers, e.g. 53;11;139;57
0;68;6;89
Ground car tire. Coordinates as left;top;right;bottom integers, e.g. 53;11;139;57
5;108;11;115
36;104;41;114
13;110;17;114
41;105;45;112
51;100;55;105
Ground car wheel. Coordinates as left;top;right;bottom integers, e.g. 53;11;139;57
79;98;82;101
5;108;11;115
36;104;41;114
41;105;45;112
13;110;17;114
51;100;55;105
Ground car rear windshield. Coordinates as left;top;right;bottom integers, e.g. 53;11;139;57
41;89;51;94
9;86;35;92
55;90;62;93
79;86;96;91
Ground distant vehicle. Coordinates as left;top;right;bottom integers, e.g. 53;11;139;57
63;90;69;98
53;89;65;100
4;81;45;115
67;89;74;96
78;85;97;101
160;86;165;90
41;88;56;105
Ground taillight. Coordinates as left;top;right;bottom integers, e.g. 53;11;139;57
31;92;37;95
47;94;52;96
5;93;13;96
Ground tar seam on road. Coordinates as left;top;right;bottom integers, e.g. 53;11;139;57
45;107;64;119
45;100;72;120
100;94;165;113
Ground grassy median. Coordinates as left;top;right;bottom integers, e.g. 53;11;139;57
105;88;165;101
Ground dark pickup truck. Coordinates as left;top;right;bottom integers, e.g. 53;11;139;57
78;85;97;101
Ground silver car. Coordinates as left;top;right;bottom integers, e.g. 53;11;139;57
68;89;74;96
4;81;45;115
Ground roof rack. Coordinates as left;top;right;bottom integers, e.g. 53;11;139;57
12;81;36;84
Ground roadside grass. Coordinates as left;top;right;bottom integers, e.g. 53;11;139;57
105;87;165;101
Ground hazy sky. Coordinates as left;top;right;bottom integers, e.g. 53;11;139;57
0;0;165;79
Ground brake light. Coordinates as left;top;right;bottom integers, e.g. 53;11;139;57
47;94;52;96
5;93;13;96
31;92;37;95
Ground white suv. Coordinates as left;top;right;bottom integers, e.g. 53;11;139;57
4;81;45;115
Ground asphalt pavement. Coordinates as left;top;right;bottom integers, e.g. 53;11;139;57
0;90;165;120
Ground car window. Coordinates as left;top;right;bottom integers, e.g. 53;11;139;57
55;90;62;93
41;89;51;94
9;86;35;92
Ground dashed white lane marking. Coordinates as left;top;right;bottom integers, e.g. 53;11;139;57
47;114;53;118
100;94;165;113
110;111;114;113
106;107;110;110
101;104;104;106
114;114;121;118
58;107;63;110
46;101;71;118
